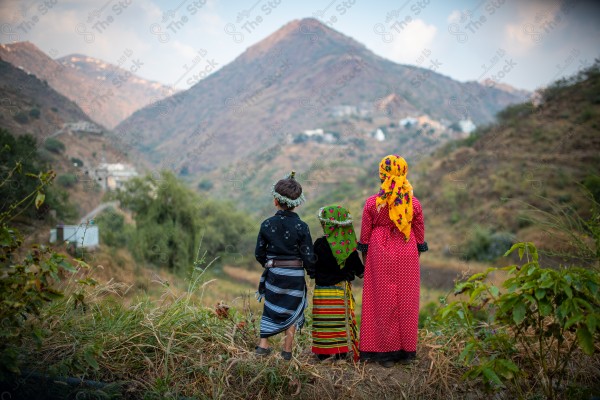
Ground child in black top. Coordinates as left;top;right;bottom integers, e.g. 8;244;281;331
310;204;364;361
254;172;315;361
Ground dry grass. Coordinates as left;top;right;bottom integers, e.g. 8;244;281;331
12;266;598;400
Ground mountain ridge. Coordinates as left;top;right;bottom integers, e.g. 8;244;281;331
116;17;530;174
0;42;173;128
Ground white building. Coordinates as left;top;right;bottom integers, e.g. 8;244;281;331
458;119;477;134
64;121;103;134
303;128;324;137
96;163;138;190
330;105;358;117
50;224;99;248
400;117;418;128
372;128;386;142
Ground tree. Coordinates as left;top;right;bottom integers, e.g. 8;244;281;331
117;171;256;273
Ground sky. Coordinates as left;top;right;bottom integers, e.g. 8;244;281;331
0;0;599;92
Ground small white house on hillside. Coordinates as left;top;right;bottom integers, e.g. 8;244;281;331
50;224;99;248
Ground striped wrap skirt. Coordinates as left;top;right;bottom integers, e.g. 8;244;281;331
257;266;307;338
311;281;359;361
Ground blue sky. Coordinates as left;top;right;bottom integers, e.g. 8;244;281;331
1;0;599;92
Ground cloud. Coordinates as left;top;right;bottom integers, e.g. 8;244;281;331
171;40;198;59
503;2;564;54
447;10;461;24
388;18;437;64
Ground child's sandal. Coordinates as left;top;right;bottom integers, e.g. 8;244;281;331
280;351;292;361
255;346;272;356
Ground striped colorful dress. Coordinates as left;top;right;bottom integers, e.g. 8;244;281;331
311;237;364;360
255;210;315;338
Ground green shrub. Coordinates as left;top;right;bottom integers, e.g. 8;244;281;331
57;173;77;188
497;102;534;123
95;208;130;248
29;108;41;119
0;169;84;379
464;226;514;262
70;157;84;167
583;174;600;204
13;111;29;124
198;178;213;191
437;242;600;398
44;138;65;154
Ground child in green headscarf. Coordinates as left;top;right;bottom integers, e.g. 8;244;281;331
310;204;364;361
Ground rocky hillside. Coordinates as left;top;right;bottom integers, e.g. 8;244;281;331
417;63;600;262
116;18;529;173
0;59;92;137
0;42;173;128
0;58;138;221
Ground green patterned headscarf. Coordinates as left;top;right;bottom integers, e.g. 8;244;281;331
318;204;358;268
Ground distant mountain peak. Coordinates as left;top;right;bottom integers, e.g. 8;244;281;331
0;41;173;128
241;17;363;61
1;41;39;51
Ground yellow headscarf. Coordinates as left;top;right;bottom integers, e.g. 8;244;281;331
376;155;414;241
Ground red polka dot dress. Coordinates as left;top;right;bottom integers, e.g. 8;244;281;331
358;195;426;362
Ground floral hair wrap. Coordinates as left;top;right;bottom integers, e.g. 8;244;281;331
318;204;358;268
272;171;306;208
376;155;413;241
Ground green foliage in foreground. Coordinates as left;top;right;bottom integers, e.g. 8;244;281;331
434;242;599;399
0;168;85;380
0;129;77;222
117;171;257;273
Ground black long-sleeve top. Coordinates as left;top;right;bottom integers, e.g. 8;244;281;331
255;210;315;275
311;237;364;286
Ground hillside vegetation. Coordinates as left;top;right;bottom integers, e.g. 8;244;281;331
418;61;600;265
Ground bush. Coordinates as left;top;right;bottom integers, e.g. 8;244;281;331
13;111;29;124
496;102;534;123
57;173;77;188
95;208;130;248
464;226;514;262
583;174;600;204
198;178;213;191
293;133;308;144
29;108;41;119
44;138;65;154
436;242;600;397
0;169;84;379
70;157;84;167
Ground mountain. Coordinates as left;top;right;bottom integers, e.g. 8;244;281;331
0;42;173;128
0;58;92;137
116;18;530;173
0;58;144;221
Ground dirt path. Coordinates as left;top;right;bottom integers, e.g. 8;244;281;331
79;201;119;224
223;264;460;291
